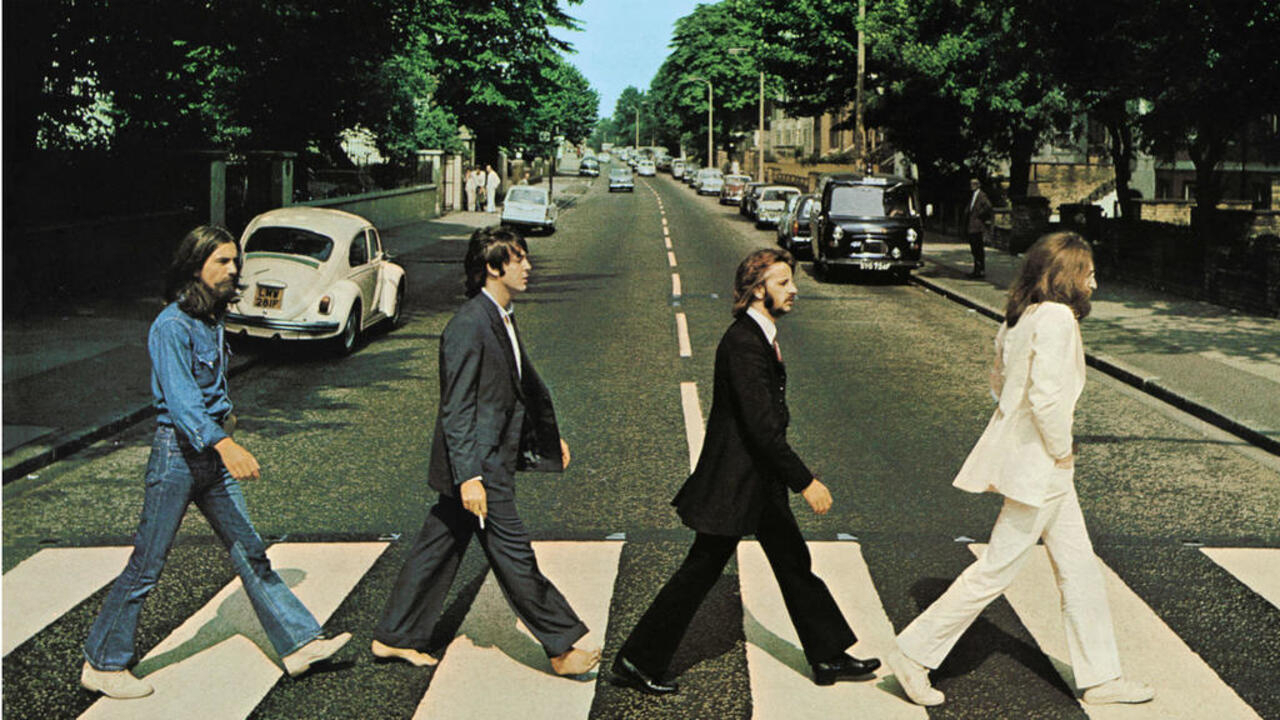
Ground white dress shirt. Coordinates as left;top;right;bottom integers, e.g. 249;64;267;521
481;288;521;378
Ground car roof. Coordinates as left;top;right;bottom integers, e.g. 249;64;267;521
820;172;915;186
245;206;372;238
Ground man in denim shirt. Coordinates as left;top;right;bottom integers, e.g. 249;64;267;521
80;226;350;699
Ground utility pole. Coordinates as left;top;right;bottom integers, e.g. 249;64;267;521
855;0;866;173
689;76;714;169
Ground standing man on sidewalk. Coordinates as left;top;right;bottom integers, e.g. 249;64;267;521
964;176;994;278
370;226;600;677
81;226;350;699
485;164;501;213
611;248;880;695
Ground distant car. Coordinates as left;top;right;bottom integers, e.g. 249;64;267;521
608;167;635;192
740;182;767;218
754;186;801;228
637;159;656;176
598;151;611;162
226;207;406;355
501;185;557;234
776;193;819;259
672;159;686;179
811;173;924;282
697;168;725;196
578;157;599;177
656;155;672;171
720;174;752;205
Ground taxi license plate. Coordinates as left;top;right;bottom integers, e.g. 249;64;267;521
857;261;892;271
254;285;283;309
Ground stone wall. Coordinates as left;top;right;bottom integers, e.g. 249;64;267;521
1028;162;1115;211
300;184;438;229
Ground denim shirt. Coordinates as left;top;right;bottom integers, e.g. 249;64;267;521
150;302;232;453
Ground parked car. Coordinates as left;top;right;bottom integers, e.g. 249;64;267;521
740;182;767;218
637;159;656;176
578;157;599;177
754;186;801;228
811;173;924;282
672;159;686;179
720;174;752;205
501;185;557;234
695;168;724;195
776;193;819;259
608;167;635;192
226;207;406;355
656;154;673;171
598;151;612;162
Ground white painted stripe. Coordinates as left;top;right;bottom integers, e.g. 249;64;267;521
970;544;1261;719
412;542;623;720
80;542;387;720
676;313;692;358
3;547;133;656
680;382;704;472
671;273;682;298
667;251;677;268
1202;547;1280;609
664;236;672;250
739;542;925;719
664;226;670;239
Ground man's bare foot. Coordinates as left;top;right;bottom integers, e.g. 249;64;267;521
549;646;601;676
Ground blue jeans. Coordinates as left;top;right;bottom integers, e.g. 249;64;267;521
84;426;321;670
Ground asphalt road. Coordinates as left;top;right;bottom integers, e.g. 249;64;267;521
3;162;1278;720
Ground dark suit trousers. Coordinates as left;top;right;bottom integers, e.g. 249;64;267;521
619;499;856;678
373;492;588;658
967;231;986;271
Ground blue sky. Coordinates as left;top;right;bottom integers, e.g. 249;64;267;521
553;0;704;119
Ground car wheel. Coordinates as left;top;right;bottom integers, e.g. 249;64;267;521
544;224;556;235
814;257;829;282
335;302;361;355
891;267;912;284
390;281;406;328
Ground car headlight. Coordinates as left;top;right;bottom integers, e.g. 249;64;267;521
907;228;919;244
891;247;902;259
832;225;844;240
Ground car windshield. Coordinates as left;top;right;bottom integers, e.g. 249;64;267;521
610;169;631;179
829;183;917;217
698;169;722;179
506;187;546;205
244;226;334;261
763;189;797;202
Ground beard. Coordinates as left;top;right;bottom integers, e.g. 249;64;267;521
763;292;792;316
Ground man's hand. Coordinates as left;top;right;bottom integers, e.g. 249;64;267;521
460;477;487;521
560;439;572;469
801;479;832;515
214;438;260;481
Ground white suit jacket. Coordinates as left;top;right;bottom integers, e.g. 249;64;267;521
952;302;1085;507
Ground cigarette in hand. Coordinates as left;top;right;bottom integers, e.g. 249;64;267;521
479;516;485;530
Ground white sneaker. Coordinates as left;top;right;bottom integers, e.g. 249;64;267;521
80;661;154;699
1083;677;1155;705
282;632;352;677
886;650;945;706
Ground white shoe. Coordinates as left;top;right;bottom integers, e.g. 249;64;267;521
370;639;439;667
282;632;352;677
886;650;944;706
80;662;154;699
1083;678;1155;705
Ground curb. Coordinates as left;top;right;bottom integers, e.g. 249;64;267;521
1;355;262;485
909;269;1280;458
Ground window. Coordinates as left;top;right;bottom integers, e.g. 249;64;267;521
244;227;334;261
349;231;369;266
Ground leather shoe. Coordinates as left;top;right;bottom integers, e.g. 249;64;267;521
811;652;880;686
611;655;679;695
966;270;985;279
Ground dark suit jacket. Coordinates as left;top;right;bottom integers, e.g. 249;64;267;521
427;293;563;498
672;315;813;536
965;188;994;234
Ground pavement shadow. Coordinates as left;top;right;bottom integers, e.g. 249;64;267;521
133;567;308;677
740;605;809;679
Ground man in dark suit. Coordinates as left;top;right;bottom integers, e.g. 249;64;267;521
371;226;600;676
964;176;994;278
611;247;879;695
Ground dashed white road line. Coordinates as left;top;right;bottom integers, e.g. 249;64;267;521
679;382;705;472
676;313;692;358
667;251;677;268
3;546;134;656
672;273;682;299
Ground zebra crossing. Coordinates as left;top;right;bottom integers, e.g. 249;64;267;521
2;539;1276;719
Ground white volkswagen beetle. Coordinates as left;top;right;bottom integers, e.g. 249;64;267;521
226;207;406;354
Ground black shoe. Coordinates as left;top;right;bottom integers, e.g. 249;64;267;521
966;270;985;279
611;655;679;695
811;653;881;686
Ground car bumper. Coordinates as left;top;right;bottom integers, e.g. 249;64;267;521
226;314;342;338
823;255;923;270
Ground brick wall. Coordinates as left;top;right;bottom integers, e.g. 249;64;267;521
1029;162;1114;211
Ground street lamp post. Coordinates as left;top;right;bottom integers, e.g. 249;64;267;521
728;47;765;181
688;75;713;168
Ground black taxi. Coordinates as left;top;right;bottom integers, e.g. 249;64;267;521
810;173;924;282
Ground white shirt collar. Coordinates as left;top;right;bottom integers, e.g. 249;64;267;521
746;306;777;346
480;288;512;318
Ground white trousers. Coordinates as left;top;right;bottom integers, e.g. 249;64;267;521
897;485;1123;689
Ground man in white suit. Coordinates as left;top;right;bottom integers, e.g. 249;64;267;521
887;232;1154;708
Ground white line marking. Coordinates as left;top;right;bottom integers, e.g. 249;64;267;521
80;543;388;720
676;313;692;357
412;542;623;720
664;227;670;239
739;542;926;719
1202;547;1280;609
680;382;704;472
970;544;1261;719
665;236;673;250
667;251;677;268
672;273;682;299
3;547;133;656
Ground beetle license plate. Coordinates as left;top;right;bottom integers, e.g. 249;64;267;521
858;261;891;271
254;285;283;309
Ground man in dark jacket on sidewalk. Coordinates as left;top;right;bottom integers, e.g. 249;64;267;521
964;176;994;278
610;247;879;695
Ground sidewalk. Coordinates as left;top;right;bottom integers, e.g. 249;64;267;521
915;231;1280;454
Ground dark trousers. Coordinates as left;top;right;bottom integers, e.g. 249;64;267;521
967;230;986;272
373;491;587;658
619;500;856;678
